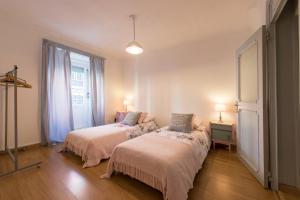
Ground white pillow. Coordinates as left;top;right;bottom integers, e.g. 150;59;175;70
138;112;148;124
192;115;202;129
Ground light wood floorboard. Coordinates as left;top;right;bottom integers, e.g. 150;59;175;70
0;146;282;200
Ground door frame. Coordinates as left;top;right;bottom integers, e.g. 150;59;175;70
236;26;269;188
266;0;288;26
266;22;279;191
267;0;300;190
298;0;300;190
266;0;293;191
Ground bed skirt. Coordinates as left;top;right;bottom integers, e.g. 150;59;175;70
102;161;166;199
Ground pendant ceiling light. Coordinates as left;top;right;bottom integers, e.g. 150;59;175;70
126;15;143;55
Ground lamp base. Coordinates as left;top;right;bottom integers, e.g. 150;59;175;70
218;112;223;123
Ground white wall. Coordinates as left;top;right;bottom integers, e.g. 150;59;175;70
122;0;267;127
123;0;266;127
123;30;254;127
0;15;124;149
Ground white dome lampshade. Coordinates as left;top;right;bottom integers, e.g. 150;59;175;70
126;41;144;55
215;103;226;112
126;15;143;55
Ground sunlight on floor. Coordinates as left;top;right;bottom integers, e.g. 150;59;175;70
66;170;88;196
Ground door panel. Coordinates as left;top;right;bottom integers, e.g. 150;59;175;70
239;110;259;172
239;43;258;102
236;26;268;187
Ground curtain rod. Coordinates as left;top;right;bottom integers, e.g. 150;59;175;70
43;39;106;60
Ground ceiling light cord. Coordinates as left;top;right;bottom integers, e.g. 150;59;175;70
130;15;136;41
126;14;143;55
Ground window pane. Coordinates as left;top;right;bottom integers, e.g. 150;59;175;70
71;72;76;80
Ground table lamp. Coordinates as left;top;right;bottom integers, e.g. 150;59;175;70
123;99;129;112
215;103;226;123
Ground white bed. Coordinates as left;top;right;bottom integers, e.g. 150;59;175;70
60;121;157;168
102;126;210;200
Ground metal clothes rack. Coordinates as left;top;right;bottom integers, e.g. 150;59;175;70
0;65;41;177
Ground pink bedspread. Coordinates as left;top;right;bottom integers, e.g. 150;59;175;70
102;127;210;200
61;123;134;168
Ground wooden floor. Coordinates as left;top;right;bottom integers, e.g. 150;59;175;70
278;185;300;200
0;146;283;200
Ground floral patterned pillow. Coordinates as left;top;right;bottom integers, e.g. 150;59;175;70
128;120;159;139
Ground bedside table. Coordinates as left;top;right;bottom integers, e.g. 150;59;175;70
210;121;233;151
115;111;128;123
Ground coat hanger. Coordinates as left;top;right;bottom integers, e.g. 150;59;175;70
0;72;32;88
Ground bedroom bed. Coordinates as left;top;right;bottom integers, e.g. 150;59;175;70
59;119;158;168
102;126;210;200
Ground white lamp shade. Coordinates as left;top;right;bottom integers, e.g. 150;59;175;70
126;41;144;55
123;99;129;105
215;103;226;112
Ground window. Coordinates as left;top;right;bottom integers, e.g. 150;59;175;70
76;73;83;81
71;71;76;80
70;52;92;129
72;95;84;105
71;66;84;87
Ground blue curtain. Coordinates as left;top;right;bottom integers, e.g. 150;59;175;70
41;40;74;145
90;56;105;126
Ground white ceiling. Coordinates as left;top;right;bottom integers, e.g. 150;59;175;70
0;0;265;58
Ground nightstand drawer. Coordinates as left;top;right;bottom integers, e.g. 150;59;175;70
211;123;232;131
212;129;232;141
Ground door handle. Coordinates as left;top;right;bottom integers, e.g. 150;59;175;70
234;101;239;112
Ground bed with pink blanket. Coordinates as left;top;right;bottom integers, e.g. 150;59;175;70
102;126;210;200
60;122;158;168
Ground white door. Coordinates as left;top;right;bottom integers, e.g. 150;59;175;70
236;26;269;187
70;52;92;129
